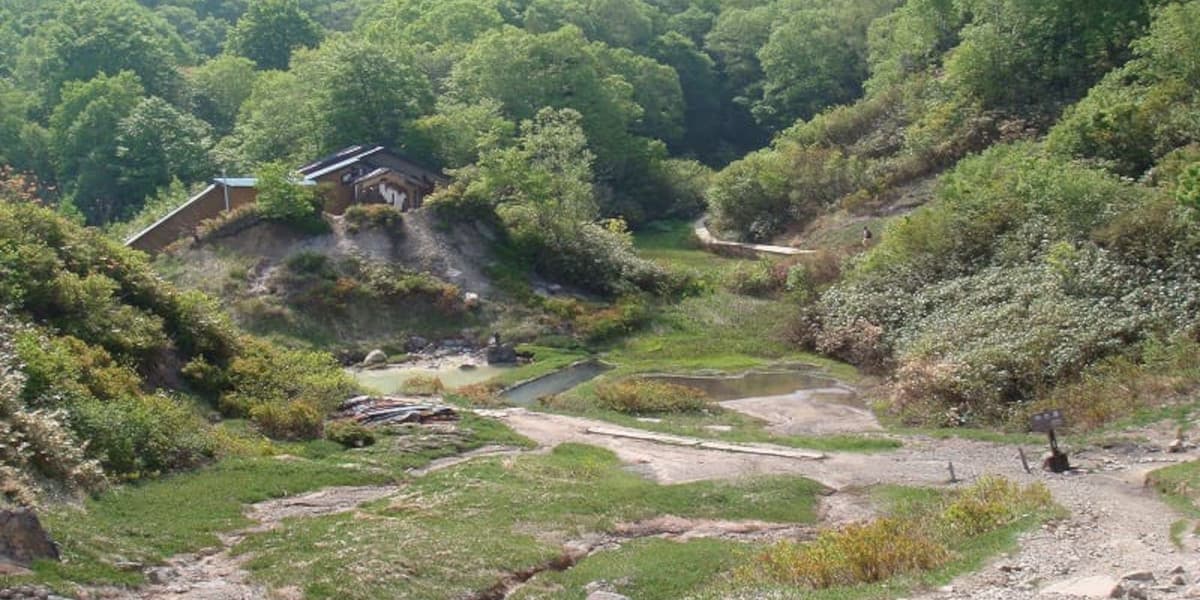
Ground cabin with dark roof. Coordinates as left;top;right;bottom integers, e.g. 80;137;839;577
126;146;447;254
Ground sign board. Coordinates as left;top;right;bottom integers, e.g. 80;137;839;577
1029;409;1066;433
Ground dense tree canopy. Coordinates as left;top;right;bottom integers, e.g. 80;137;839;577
225;0;322;69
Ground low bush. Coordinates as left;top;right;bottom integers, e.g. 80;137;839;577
755;517;949;588
325;421;376;448
400;375;444;396
194;205;263;243
749;477;1053;590
595;379;713;415
724;259;785;297
573;296;652;343
344;204;402;233
250;400;324;440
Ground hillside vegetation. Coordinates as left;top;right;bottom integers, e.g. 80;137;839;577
0;184;355;505
700;0;1200;431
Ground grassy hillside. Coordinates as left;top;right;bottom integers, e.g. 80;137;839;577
0;189;357;505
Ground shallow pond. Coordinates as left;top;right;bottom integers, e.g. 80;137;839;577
644;370;844;402
500;360;613;406
353;363;513;394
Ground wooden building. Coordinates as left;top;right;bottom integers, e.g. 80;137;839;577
126;145;446;254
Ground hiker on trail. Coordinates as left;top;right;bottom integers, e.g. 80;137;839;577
862;226;873;247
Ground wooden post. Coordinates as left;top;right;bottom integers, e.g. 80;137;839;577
948;461;958;483
1018;447;1031;474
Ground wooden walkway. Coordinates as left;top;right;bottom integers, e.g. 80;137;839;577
693;218;813;256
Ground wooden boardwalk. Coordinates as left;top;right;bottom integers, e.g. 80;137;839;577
692;218;813;256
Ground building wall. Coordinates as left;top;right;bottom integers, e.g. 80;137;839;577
318;169;355;215
127;185;257;254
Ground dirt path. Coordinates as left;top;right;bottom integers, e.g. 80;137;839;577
483;408;1199;599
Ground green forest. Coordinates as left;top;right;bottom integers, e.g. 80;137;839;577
3;0;1200;597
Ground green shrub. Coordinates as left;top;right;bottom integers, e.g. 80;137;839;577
400;375;445;396
325;421;376;448
255;161;322;224
724;259;783;297
754;517;949;588
344;204;402;233
939;476;1053;537
573;296;652;343
285;251;335;278
750;477;1053;590
72;393;215;477
595;379;713;415
250;400;324;440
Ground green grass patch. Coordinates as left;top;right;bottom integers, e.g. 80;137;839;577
491;345;593;388
633;220;748;280
512;537;746;599
602;292;858;381
14;415;533;592
234;443;825;599
1148;459;1200;517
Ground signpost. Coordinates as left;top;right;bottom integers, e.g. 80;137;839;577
1030;409;1070;473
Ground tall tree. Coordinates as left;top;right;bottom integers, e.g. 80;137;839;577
450;26;644;178
19;0;189;109
115;96;216;204
754;0;897;129
48;72;145;224
187;54;259;134
225;0;322;70
292;36;434;154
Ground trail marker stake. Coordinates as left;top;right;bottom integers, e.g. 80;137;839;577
1030;409;1070;473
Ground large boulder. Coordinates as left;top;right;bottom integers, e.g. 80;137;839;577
0;509;58;566
362;349;388;366
486;343;518;365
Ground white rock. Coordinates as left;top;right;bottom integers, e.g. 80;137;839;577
586;592;630;600
1042;575;1121;599
1122;570;1155;583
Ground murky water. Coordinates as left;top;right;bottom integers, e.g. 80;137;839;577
644;370;846;402
352;363;513;394
500;360;614;406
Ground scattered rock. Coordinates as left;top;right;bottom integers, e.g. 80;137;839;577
584;580;611;594
464;292;481;308
0;510;58;566
703;425;734;433
146;566;177;584
460;363;477;371
1170;566;1186;575
586;592;630;600
636;417;663;424
1122;570;1155;583
1127;585;1149;600
1043;575;1120;598
363;349;388;366
1175;575;1189;586
1168;438;1187;453
405;336;429;353
486;343;518;365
